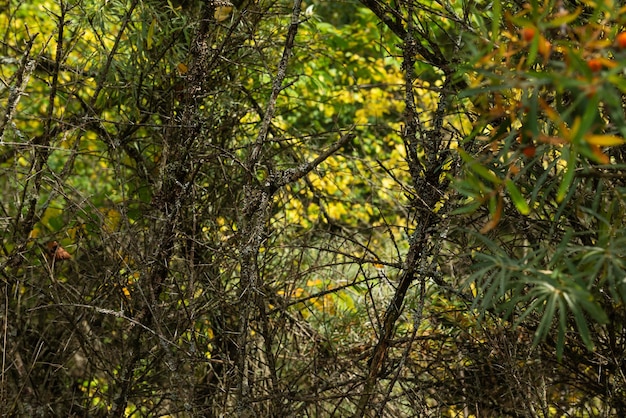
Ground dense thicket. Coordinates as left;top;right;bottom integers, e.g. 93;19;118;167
2;0;626;416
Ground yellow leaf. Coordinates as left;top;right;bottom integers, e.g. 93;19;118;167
147;18;156;50
214;6;233;22
326;201;348;219
590;145;609;164
177;62;188;74
585;135;625;146
307;279;322;287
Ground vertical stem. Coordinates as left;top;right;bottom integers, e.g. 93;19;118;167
110;2;216;414
236;0;302;414
247;0;302;168
353;1;447;414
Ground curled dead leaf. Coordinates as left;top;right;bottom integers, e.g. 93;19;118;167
46;241;72;261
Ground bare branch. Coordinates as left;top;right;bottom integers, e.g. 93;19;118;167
0;33;37;142
248;0;303;169
268;130;354;190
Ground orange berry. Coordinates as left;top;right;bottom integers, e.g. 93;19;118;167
522;145;536;158
538;37;551;60
521;27;536;42
616;32;626;49
587;58;603;72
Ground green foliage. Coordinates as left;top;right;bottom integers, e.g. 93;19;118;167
456;0;626;360
4;0;626;415
466;230;610;358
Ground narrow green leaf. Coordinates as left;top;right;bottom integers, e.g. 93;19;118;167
525;91;540;139
459;149;501;184
147;17;156;50
472;163;501;184
450;200;482;215
545;8;582;28
557;148;576;203
514;294;545;325
556;297;567;360
458;84;513;99
465;264;497;293
505;179;530;215
527;30;540;66
491;0;501;43
572;304;594;350
579;296;609;324
573;94;601;145
534;293;557;346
